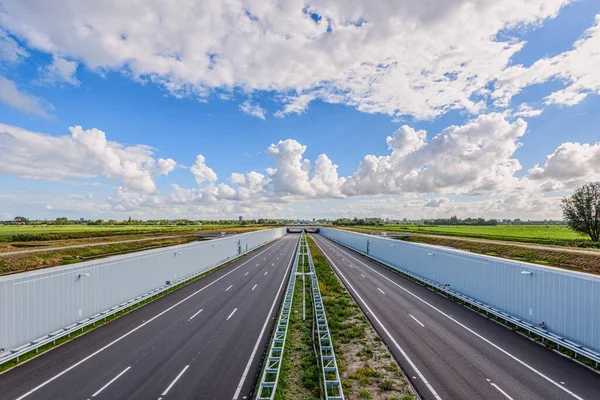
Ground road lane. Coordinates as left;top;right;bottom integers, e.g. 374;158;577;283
312;234;599;400
1;234;299;400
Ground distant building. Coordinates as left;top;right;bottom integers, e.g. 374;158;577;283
239;216;243;222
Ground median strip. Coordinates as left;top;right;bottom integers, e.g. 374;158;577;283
307;234;415;400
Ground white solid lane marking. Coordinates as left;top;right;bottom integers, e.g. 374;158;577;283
312;238;442;400
161;365;189;396
252;284;258;291
377;287;385;295
92;366;131;397
233;235;299;399
226;285;233;291
409;314;425;327
13;238;282;400
227;308;238;321
319;236;585;400
264;271;268;276
490;383;515;400
188;309;203;321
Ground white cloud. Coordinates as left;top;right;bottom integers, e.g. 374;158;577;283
493;14;600;108
190;155;218;185
0;123;176;193
0;76;54;118
513;103;543;118
424;197;450;208
1;113;599;219
0;28;28;64
0;0;584;120
239;100;266;119
342;113;526;196
39;56;79;86
263;139;345;199
274;94;315;118
526;142;600;191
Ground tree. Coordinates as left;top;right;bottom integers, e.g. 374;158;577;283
14;216;28;223
561;182;600;242
55;217;70;225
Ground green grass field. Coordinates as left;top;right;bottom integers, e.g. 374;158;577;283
0;224;236;236
348;224;589;244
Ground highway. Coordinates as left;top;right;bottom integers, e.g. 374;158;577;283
0;233;299;400
311;234;600;400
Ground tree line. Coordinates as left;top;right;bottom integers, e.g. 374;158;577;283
2;217;289;226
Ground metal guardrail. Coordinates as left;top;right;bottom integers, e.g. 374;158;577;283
306;235;344;400
256;235;300;399
0;238;279;367
323;235;600;369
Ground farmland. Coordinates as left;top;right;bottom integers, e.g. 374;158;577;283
0;224;272;275
343;224;590;246
340;224;600;274
0;224;241;238
0;224;270;243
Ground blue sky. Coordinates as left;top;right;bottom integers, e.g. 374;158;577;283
0;0;599;220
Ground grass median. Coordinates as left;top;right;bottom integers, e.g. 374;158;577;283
307;234;415;400
274;254;320;400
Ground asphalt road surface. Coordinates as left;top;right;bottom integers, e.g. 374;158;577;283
311;233;600;400
0;233;300;400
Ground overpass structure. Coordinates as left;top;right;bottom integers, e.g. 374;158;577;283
286;225;320;233
1;227;599;400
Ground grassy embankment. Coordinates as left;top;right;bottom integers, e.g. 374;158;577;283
0;225;270;275
343;226;600;274
296;234;414;400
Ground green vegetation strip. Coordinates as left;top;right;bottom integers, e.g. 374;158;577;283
307;234;415;400
0;241;273;374
274;240;320;400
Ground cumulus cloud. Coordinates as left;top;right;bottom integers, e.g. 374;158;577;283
2;112;597;219
0;76;54;118
38;56;79;86
263;139;345;199
342;113;526;196
0;123;176;193
0;0;588;120
425;197;450;208
526;142;600;191
99;113;597;215
239;100;266;119
190;155;218;185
